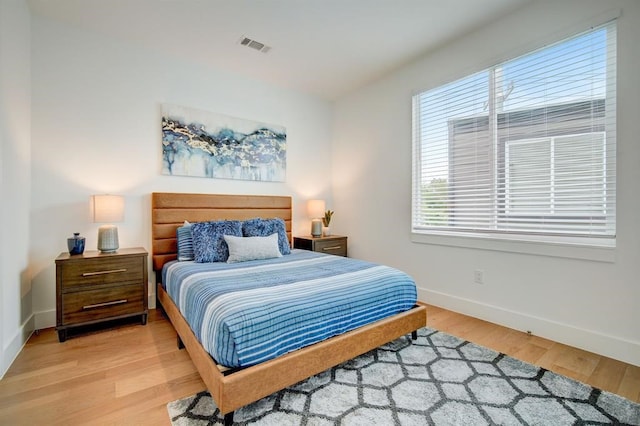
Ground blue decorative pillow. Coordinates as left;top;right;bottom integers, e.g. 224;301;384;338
191;220;242;262
242;218;291;255
176;220;194;261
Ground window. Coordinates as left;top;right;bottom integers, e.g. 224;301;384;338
412;21;616;247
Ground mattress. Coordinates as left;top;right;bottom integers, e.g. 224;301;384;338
162;249;417;367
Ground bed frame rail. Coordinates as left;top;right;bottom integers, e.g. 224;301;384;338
158;284;427;417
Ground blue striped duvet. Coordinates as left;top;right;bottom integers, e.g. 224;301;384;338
162;249;417;367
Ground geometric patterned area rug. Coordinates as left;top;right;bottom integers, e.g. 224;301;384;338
167;328;640;425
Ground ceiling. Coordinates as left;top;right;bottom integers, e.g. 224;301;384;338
27;0;531;101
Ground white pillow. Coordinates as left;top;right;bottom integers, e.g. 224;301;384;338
224;233;283;263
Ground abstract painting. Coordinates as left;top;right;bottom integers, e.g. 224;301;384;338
161;104;286;182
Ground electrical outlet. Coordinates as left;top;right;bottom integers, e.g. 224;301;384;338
474;269;484;284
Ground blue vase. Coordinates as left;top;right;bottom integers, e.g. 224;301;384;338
67;232;85;255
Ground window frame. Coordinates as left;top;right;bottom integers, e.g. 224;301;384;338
411;20;617;261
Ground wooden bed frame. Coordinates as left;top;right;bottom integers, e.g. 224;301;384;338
151;192;427;424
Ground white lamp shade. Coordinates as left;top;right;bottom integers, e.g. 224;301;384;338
92;195;124;223
307;199;325;219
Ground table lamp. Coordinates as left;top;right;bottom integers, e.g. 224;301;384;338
307;199;325;237
92;194;124;253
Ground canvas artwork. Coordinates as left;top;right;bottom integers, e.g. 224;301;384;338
161;104;286;182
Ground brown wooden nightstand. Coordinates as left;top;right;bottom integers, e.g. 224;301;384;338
293;235;348;257
55;247;148;342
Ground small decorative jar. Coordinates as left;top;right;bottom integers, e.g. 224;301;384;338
67;232;86;255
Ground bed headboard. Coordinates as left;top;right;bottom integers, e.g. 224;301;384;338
151;192;293;272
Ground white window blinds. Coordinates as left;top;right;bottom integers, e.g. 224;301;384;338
412;21;616;242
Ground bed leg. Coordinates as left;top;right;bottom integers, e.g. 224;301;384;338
177;335;185;350
411;330;418;340
223;411;234;425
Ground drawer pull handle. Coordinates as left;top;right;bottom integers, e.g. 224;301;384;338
82;268;127;277
83;299;128;309
322;246;342;251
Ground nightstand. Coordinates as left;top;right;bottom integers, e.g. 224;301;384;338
293;235;348;257
55;247;148;342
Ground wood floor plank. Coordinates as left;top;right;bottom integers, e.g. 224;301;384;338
619;364;640;402
0;305;637;425
114;357;200;397
589;357;627;395
62;372;203;426
511;341;549;365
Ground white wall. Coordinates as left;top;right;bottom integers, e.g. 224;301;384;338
30;16;333;329
15;0;640;374
0;0;33;377
333;0;640;366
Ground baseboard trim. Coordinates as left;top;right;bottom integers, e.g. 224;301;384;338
418;288;640;367
34;309;56;330
1;314;35;379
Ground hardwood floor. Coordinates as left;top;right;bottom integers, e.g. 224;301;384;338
426;305;640;404
0;305;638;425
0;310;204;425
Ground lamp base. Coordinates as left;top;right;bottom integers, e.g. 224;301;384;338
98;225;119;253
311;219;323;237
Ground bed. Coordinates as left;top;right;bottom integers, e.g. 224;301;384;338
151;192;427;424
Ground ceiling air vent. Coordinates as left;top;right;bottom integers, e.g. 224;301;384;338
238;36;271;53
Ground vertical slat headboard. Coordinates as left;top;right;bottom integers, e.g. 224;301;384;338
151;192;293;272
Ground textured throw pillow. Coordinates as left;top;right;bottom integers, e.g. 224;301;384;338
242;217;291;255
191;220;242;262
224;233;283;263
176;220;194;261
